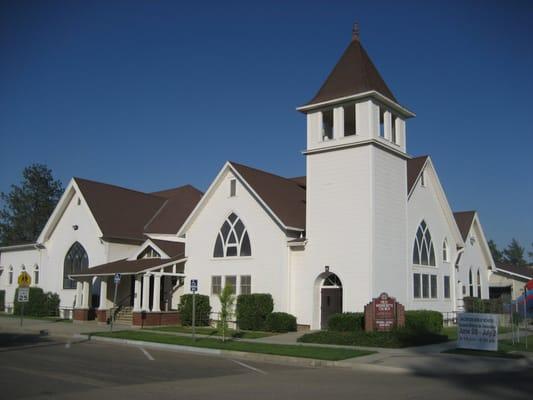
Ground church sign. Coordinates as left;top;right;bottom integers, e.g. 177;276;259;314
457;312;498;351
364;293;405;332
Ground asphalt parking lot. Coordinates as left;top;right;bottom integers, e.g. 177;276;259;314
1;332;532;400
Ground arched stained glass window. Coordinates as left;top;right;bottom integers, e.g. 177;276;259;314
213;213;251;258
63;242;89;289
412;220;436;266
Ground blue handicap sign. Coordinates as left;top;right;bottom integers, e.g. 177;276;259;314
190;279;198;292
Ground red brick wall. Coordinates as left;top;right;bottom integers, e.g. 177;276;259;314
73;309;89;321
132;311;180;327
96;309;109;323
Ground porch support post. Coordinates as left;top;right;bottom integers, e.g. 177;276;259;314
142;274;150;311
152;274;161;312
133;275;142;312
98;277;108;309
75;281;83;308
82;280;90;309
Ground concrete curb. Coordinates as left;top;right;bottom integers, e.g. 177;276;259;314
80;334;410;374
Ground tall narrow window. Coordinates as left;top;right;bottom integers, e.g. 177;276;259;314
240;275;251;295
212;276;222;295
343;104;356;136
230;179;236;197
322;110;333;140
442;239;449;262
34;265;39;285
444;275;450;299
430;275;438;298
476;269;481;298
469;269;474;297
413;273;421;298
391;115;397;143
63;242;89;289
8;266;13;285
379;108;385;137
225;276;237;294
213;213;252;257
422;274;430;298
413;220;436;266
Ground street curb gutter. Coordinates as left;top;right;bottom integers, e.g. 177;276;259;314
78;334;409;374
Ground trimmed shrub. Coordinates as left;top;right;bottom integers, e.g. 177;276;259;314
13;287;60;317
328;312;364;332
265;312;297;332
298;329;448;348
404;310;443;334
236;293;274;330
178;294;211;326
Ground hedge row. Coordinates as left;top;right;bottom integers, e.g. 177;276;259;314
236;294;274;330
13;287;60;317
265;312;297;333
178;294;211;326
463;297;507;314
327;310;443;334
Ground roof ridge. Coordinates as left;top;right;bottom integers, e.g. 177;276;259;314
74;177;162;199
229;161;303;186
150;184;201;196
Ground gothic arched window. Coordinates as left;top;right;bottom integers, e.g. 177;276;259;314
442;239;449;262
63;242;89;289
412;220;436;266
469;268;474;297
476;269;481;298
213;213;251;258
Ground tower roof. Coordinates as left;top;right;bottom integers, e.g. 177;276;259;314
304;34;397;107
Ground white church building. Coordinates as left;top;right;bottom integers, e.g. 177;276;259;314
0;29;495;329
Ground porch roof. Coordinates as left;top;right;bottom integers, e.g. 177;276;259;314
69;255;185;277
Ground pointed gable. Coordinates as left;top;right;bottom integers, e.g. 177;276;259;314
304;36;397;107
407;156;429;194
453;211;476;241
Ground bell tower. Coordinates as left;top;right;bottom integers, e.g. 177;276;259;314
298;25;415;329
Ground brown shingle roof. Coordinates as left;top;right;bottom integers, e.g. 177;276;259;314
304;37;397;107
453;211;476;241
145;186;203;234
230;162;306;230
407;156;428;194
74;178;201;241
70;255;185;276
495;262;533;280
150;240;185;257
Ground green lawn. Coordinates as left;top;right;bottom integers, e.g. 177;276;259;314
0;313;72;323
92;330;374;361
499;335;533;353
148;325;276;339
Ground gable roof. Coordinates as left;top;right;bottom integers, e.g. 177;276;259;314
304;37;397;107
230;162;306;230
495;262;533;281
453;211;477;241
149;239;185;257
407;156;429;194
144;185;203;234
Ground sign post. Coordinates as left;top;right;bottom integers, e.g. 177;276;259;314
17;271;31;326
190;279;198;342
111;273;121;332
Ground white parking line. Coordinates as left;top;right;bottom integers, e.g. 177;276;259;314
139;347;155;361
231;359;267;375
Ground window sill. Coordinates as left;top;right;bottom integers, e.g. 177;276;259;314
412;264;438;269
211;256;253;261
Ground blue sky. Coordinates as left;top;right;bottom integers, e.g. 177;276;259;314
1;0;532;252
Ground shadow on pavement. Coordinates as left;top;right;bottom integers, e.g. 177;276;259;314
0;332;88;352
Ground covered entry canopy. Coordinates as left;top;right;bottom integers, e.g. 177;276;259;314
69;255;186;278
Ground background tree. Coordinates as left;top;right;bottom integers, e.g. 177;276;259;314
0;164;63;245
488;239;503;264
528;242;533;264
502;238;526;267
218;284;235;342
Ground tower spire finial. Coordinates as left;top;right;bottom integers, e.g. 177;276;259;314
352;22;360;42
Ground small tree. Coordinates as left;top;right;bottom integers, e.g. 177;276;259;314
503;238;526;267
488;239;503;264
218;284;235;342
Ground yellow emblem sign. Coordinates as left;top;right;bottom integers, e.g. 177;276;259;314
18;271;31;288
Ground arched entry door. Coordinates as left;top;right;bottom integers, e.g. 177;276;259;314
320;273;342;329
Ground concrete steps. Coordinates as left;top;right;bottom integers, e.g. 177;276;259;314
114;306;133;324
